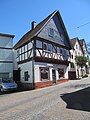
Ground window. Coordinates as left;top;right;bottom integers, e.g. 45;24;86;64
76;45;78;49
25;52;27;59
20;55;21;61
60;48;63;54
63;49;67;56
48;44;52;52
75;51;77;56
67;50;69;56
24;71;29;81
71;62;75;68
68;51;71;58
28;42;33;50
36;40;42;48
22;54;24;61
53;46;57;53
25;45;27;52
19;48;22;54
57;47;60;53
71;55;73;59
48;28;54;37
22;46;24;53
40;67;49;81
58;68;64;79
17;50;19;57
43;43;47;50
0;73;9;79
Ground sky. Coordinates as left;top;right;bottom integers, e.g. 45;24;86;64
0;0;90;46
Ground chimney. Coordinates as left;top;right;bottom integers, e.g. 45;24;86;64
31;21;36;29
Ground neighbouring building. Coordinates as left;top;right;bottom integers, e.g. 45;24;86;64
0;33;14;79
80;39;90;74
69;37;86;79
13;10;72;89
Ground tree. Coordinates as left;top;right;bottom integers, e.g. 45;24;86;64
75;56;87;77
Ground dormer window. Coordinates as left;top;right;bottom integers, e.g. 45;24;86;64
48;28;54;37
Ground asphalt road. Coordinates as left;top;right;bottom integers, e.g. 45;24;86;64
0;76;90;120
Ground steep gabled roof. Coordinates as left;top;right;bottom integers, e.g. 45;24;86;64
79;39;83;46
79;39;86;46
71;37;84;53
71;37;77;46
80;39;87;52
14;10;72;49
14;11;56;49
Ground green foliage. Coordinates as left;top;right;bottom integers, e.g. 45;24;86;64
75;56;87;68
75;56;88;77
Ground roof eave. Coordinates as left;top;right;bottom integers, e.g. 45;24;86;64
0;33;15;38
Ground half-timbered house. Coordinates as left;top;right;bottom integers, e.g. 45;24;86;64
14;10;72;89
80;39;89;74
69;37;86;79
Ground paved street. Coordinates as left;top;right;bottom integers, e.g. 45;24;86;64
0;76;90;120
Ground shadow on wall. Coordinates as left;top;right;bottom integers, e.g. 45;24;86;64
60;87;90;112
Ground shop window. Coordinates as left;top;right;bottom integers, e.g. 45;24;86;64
40;67;49;81
58;68;64;79
24;71;29;81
